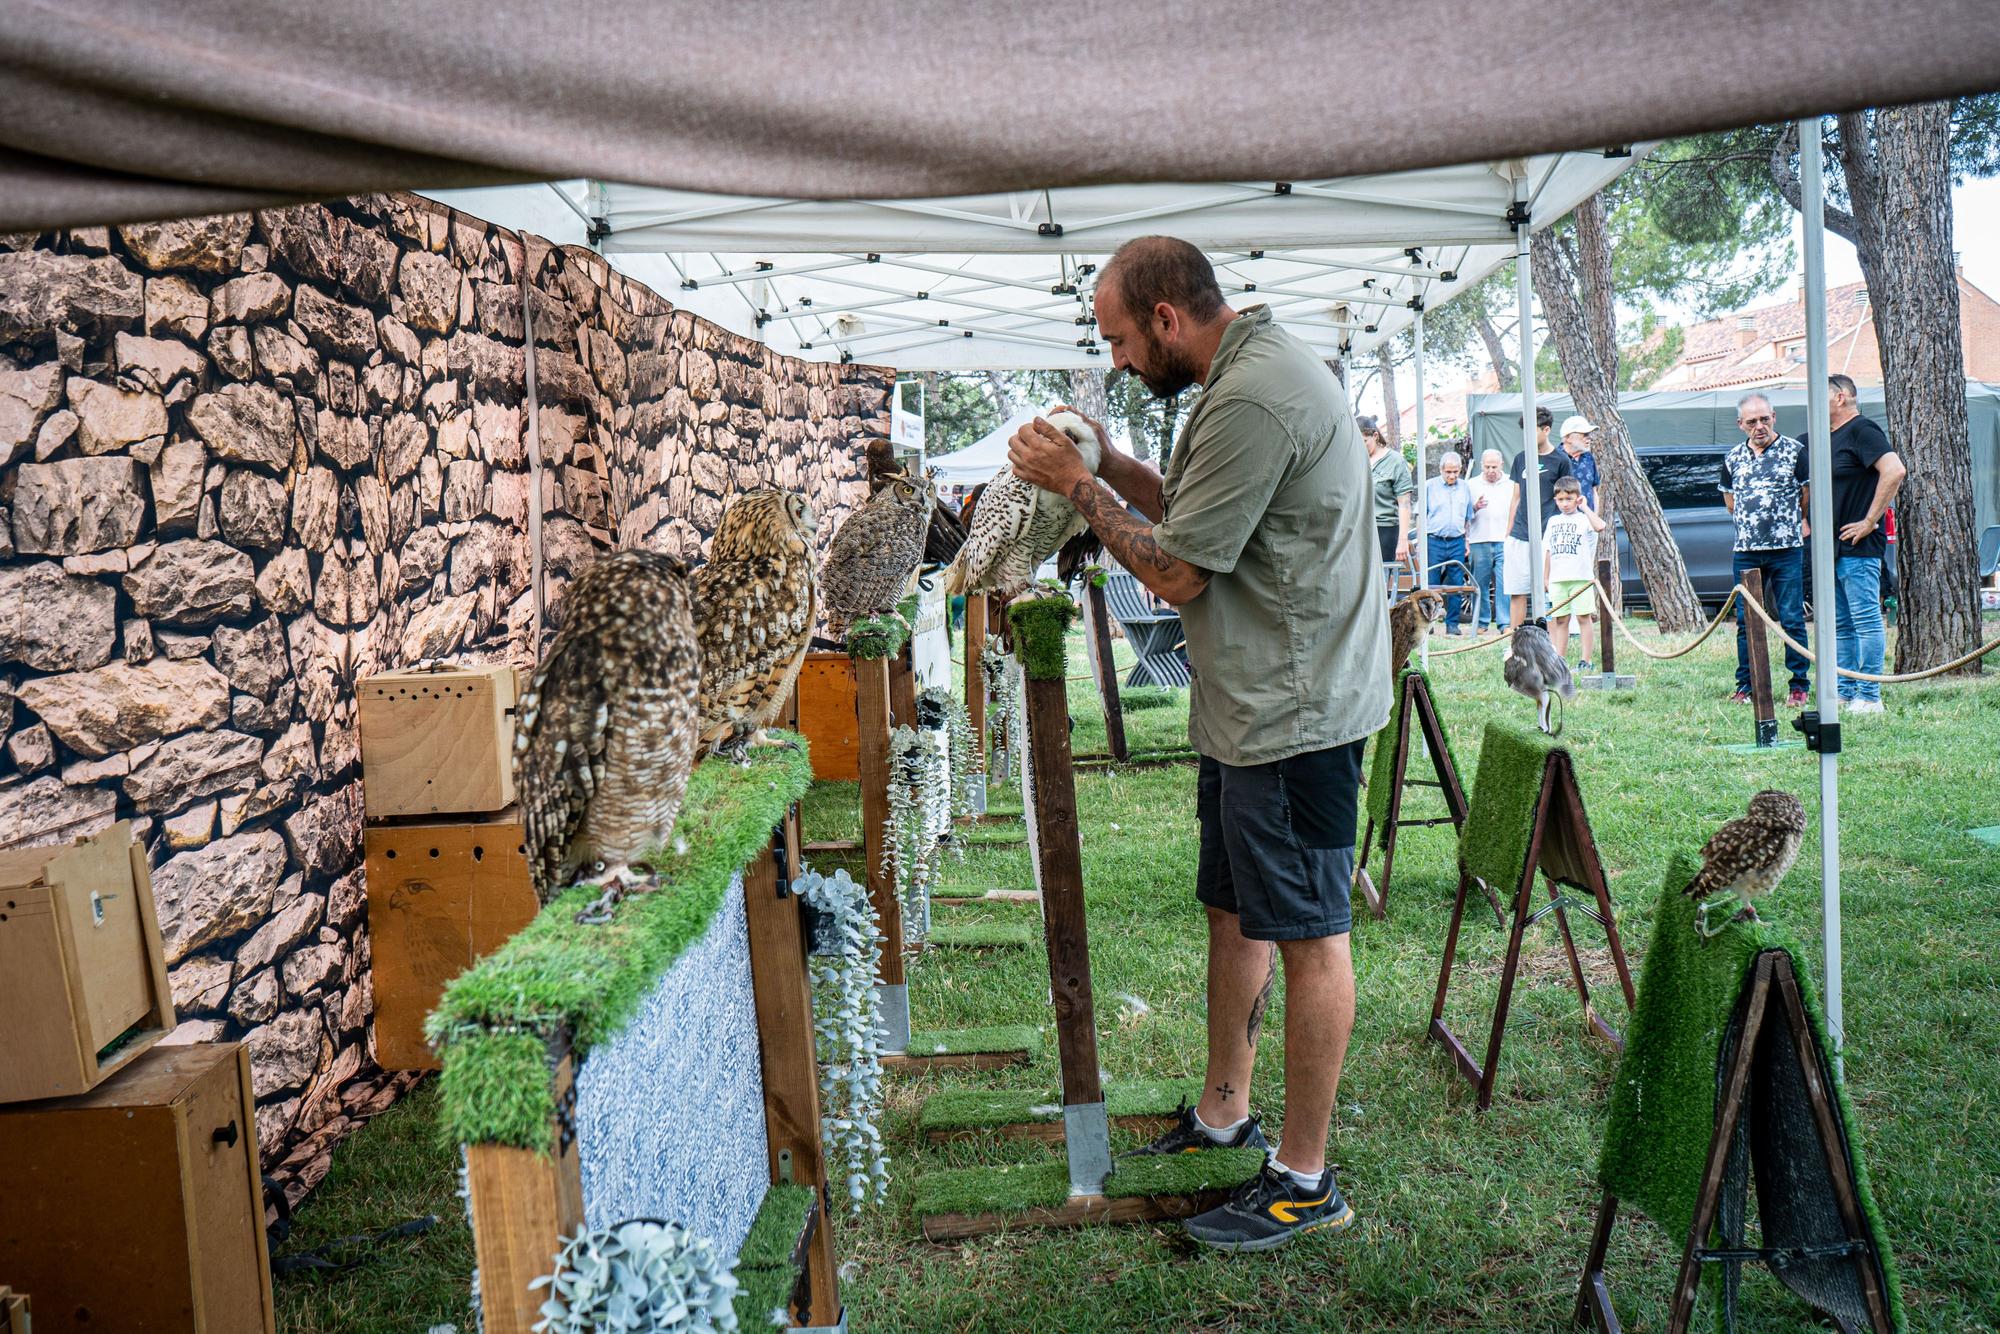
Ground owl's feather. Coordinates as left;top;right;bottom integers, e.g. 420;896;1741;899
945;411;1103;598
695;489;819;756
515;549;701;904
822;474;933;637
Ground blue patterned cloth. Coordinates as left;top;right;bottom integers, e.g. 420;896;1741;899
574;873;770;1257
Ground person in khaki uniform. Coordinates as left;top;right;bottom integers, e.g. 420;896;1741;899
1008;235;1390;1252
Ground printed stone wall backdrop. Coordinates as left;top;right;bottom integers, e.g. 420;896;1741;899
0;193;886;1208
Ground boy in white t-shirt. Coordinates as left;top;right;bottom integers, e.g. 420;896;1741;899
1542;476;1608;667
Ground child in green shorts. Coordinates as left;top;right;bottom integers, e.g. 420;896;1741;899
1542;476;1608;668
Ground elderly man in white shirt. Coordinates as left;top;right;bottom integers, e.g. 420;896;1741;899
1465;448;1513;632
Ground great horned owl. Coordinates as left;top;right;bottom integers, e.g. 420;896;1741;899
944;411;1104;599
1389;588;1445;675
694;490;818;762
515;549;702;905
1503;618;1575;734
822;473;933;639
1685;789;1807;935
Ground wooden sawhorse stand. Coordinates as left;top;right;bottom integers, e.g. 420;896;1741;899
1430;739;1637;1111
1577;951;1895;1333
1356;671;1473;920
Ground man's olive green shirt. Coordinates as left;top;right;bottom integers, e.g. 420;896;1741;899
1151;306;1391;767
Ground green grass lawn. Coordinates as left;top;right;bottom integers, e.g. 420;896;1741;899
279;620;2000;1332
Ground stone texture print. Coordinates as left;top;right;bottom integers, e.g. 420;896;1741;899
0;194;887;1208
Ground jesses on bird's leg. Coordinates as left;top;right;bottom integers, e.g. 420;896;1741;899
573;860;653;924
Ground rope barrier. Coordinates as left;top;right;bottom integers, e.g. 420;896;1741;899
1420;575;1999;684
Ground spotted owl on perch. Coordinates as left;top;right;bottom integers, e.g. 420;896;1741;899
1685;789;1807;936
694;489;818;762
945;411;1104;600
515;548;702;906
821;473;934;640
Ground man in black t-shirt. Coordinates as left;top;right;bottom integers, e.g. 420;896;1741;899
1803;375;1906;712
1502;406;1571;626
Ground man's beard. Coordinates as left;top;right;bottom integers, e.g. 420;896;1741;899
1135;329;1200;398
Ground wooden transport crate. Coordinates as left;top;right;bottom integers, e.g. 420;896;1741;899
358;662;519;818
364;809;541;1070
796;651;859;781
0;1042;275;1333
0;821;173;1104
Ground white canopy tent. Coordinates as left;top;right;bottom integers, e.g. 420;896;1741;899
927;408;1044;488
429;152;1635;372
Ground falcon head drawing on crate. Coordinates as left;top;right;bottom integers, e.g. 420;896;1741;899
515;549;702;910
945;410;1104;599
1502;617;1575;734
821;471;934;640
694;489;818;764
1685;789;1807;937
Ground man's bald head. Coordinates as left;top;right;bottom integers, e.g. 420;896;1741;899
1096;236;1228;324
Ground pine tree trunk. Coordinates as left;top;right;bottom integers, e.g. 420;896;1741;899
1531;196;1703;632
1476;314;1516;391
1860;105;1982;673
1376;346;1402;446
1067;369;1110;426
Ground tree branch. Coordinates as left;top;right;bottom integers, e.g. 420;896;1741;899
1768;121;1863;246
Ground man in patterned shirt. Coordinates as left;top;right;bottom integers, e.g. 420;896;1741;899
1719;391;1811;706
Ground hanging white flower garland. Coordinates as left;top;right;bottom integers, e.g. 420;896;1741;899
940;690;978;822
795;865;889;1212
887;724;950;939
981;642;1024;781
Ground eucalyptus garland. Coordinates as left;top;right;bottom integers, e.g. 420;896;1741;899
939;691;977;823
981;642;1023;778
530;1219;739;1334
795;866;889;1211
887;723;950;939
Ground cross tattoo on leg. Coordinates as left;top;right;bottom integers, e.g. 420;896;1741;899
1215;1083;1236;1101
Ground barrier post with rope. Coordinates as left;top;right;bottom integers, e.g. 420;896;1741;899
1742;567;1780;746
1578;555;1636;690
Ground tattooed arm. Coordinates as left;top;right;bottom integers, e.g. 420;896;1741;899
1066;475;1212;606
1008;415;1211;606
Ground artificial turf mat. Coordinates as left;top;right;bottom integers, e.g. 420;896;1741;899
1599;851;1905;1330
1458;719;1559;891
910;1147;1266;1219
732;1261;798;1330
1008;593;1079;680
735;1182;815;1270
846;611;911;661
918;1079;1201;1134
430;739;814;1151
902;1024;1043;1058
1365;667;1464;830
927;921;1036;950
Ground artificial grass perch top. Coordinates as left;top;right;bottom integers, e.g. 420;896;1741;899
1457;719;1561;891
430;736;814;1151
1600;851;1904;1330
1366;667;1463;830
1007;592;1079;680
846;606;912;660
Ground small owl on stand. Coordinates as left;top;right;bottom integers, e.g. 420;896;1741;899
515;549;702;911
1503;617;1575;734
694;490;818;763
1685;789;1807;936
1389;588;1446;675
821;474;934;640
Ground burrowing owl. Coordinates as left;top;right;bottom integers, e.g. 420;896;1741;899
694;490;818;762
515;549;701;905
822;473;932;638
1389;589;1446;675
1503;618;1576;734
945;411;1103;599
1686;789;1807;935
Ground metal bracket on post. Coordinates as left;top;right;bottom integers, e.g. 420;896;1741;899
875;982;911;1053
1792;711;1842;755
1063;1102;1113;1197
794;1313;849;1334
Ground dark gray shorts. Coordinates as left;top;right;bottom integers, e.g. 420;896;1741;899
1196;742;1363;941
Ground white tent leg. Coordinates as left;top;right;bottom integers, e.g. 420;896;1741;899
1416;306;1430;669
1800;119;1843;1067
1513;173;1544;620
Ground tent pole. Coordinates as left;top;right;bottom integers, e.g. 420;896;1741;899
1799;118;1843;1068
1513;173;1544;620
1416;306;1430;668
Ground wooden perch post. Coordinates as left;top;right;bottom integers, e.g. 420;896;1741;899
1080;578;1129;764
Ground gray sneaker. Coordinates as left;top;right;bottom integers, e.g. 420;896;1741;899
1125;1101;1269;1157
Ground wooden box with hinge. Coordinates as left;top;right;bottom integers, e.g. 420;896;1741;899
357;662;520;819
0;1042;275;1333
364;809;541;1070
0;820;174;1105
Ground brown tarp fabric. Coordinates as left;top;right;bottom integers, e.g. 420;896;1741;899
3;0;1999;231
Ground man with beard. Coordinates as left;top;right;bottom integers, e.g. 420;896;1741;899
1007;235;1389;1252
